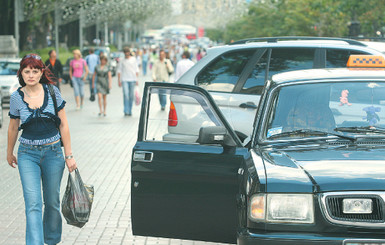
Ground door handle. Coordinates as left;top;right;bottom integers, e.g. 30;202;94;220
239;102;257;109
133;151;154;162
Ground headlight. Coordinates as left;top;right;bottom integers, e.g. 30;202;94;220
249;194;314;224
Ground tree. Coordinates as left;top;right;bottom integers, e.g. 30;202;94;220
21;0;171;49
212;0;385;43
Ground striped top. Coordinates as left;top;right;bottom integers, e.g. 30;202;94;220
8;84;66;145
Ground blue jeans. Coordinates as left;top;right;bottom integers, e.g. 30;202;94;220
158;83;167;108
159;92;166;108
142;61;148;75
122;81;135;115
17;141;65;245
72;77;85;98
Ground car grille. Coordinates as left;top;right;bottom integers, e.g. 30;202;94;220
321;192;385;227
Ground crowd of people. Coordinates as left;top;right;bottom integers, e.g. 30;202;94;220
5;41;206;245
28;43;206;118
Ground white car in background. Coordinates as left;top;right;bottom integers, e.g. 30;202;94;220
0;58;20;104
164;37;385;143
0;90;3;128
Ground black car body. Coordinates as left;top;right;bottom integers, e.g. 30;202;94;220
131;64;385;244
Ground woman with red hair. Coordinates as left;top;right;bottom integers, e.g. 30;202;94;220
6;54;77;245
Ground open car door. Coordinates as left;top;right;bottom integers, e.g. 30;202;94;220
131;82;248;244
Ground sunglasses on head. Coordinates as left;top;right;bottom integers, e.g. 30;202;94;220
25;54;42;60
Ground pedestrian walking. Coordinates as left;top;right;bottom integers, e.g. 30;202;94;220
149;49;158;70
69;49;89;110
6;54;77;245
175;51;195;82
196;49;203;61
92;55;112;116
152;49;174;110
142;49;149;75
45;50;63;90
117;47;139;116
85;48;99;101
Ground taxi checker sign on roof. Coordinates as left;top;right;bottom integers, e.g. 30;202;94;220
347;55;385;68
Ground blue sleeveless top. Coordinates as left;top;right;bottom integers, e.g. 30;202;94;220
8;84;66;145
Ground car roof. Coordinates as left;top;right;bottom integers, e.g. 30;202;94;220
360;41;385;54
271;68;385;84
207;40;384;55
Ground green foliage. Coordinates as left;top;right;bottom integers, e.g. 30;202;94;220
206;28;225;43
213;0;385;43
20;47;73;63
109;45;118;52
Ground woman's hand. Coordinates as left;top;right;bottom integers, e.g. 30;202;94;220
65;158;77;172
7;154;17;168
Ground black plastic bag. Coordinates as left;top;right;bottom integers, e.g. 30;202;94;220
61;169;94;228
89;93;95;102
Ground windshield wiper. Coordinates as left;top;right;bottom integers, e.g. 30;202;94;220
334;126;385;134
268;129;356;141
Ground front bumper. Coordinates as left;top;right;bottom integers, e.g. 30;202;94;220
238;230;385;245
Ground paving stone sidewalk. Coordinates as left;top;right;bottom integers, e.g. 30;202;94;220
0;74;227;245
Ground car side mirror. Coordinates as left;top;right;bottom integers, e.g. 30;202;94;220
197;126;236;148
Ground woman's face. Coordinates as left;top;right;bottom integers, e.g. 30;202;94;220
73;52;80;59
101;58;107;65
22;66;42;86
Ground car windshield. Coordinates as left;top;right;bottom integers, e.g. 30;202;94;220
265;81;385;140
0;61;19;75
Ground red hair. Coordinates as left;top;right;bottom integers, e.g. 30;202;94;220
17;53;55;86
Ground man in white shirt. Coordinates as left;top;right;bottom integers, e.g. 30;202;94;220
117;47;139;116
175;51;195;82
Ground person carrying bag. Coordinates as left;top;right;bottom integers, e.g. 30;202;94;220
61;168;94;228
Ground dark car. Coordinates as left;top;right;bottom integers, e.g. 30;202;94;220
131;55;385;244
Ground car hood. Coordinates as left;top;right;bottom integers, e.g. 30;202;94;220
0;75;18;86
261;147;385;193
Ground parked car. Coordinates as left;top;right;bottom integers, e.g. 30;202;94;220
168;37;385;143
0;90;3;128
0;58;20;104
131;55;385;244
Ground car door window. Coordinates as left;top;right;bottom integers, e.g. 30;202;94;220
145;86;227;144
326;49;369;68
242;48;315;95
196;49;254;92
241;52;268;94
269;48;316;78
